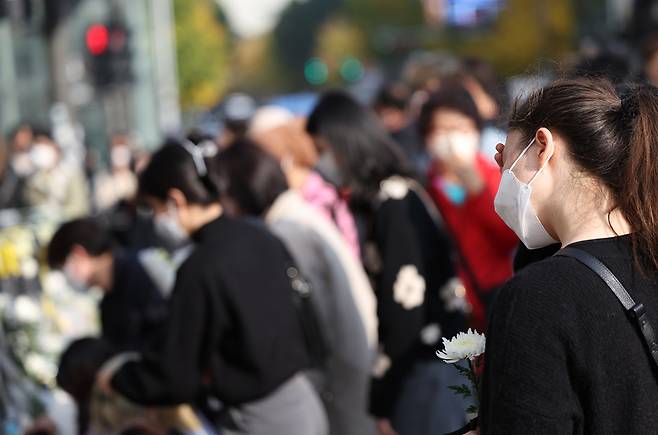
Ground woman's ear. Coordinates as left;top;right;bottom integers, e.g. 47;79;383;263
167;188;188;209
536;127;555;166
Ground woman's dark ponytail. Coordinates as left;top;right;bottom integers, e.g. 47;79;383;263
617;85;658;270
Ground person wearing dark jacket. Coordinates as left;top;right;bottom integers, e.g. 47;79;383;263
47;218;168;352
307;92;470;435
98;139;327;435
216;141;378;435
481;79;658;433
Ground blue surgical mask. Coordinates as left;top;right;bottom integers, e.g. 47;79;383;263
442;181;467;205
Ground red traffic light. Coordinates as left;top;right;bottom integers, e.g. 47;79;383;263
86;24;109;56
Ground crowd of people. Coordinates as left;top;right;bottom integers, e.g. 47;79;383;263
2;42;658;434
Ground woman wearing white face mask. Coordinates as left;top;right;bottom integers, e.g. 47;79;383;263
22;129;90;219
98;138;328;435
479;79;658;434
420;85;518;331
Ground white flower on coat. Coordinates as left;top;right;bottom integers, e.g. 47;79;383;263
13;295;41;324
440;278;471;313
373;353;392;378
379;176;409;201
420;323;442;345
393;265;426;310
436;329;486;364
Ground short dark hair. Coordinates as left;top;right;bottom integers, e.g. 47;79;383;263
57;337;116;434
373;82;412;111
47;218;113;268
138;138;220;206
418;85;483;138
215;139;288;216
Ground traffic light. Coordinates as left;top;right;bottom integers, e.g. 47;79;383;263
85;21;132;89
86;24;109;55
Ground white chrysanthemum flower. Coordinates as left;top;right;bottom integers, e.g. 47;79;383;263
13;295;41;324
393;265;426;310
379;176;409;201
436;329;486;364
25;353;57;385
440;278;471;313
20;258;39;280
420;323;442;345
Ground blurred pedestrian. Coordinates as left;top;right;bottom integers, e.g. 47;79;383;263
7;122;35;178
22;127;90;219
47;218;168;353
373;83;429;178
94;134;138;212
218;93;257;148
420;85;518;330
98;140;328;435
481;78;658;433
307;91;470;435
217;140;378;435
458;58;508;163
0;135;26;210
248;108;361;260
57;337;208;435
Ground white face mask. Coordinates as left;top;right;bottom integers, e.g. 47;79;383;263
494;137;558;250
111;145;132;169
429;131;479;163
63;260;89;292
30;143;58;170
154;203;189;247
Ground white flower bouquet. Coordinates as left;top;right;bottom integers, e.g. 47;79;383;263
436;328;486;416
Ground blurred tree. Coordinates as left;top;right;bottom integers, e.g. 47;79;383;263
344;0;424;31
315;17;368;84
273;0;342;86
231;34;289;94
174;0;231;108
426;0;575;77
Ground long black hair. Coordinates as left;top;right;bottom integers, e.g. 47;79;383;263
306;90;412;208
139;136;221;206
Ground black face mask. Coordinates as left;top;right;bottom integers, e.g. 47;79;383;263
315;152;344;188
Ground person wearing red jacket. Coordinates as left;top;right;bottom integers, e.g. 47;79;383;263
419;85;518;331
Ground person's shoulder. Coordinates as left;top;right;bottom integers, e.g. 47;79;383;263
496;254;594;318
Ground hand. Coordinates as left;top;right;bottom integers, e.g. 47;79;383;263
377;419;398;435
465;431;480;435
494;142;505;170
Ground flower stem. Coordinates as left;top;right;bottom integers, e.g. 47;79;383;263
468;359;481;410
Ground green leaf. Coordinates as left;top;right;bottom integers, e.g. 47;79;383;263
448;384;473;399
466;405;479;415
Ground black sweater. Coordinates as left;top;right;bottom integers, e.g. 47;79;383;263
100;251;168;352
111;216;309;406
481;236;658;434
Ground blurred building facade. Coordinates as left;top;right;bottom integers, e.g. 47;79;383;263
0;0;180;160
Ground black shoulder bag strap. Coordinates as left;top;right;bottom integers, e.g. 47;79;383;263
555;247;658;369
